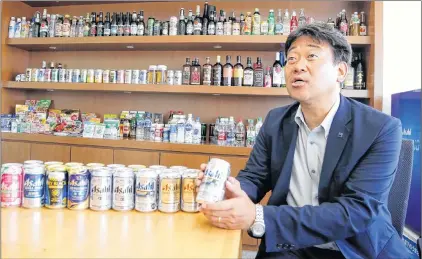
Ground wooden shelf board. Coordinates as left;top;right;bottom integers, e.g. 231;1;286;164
1;133;252;156
7;36;372;52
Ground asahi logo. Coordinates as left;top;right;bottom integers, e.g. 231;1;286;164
114;185;133;194
204;168;223;181
91;184;111;194
69;175;89;187
136;181;155;192
183;182;195;192
24;176;44;190
161;183;179;192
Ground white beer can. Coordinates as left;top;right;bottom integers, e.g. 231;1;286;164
196;158;231;204
135;168;158;212
112;167;134;211
90;167;113;211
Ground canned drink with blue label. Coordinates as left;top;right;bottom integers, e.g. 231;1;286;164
131;70;140;84
72;69;80;83
139;70;147;84
45;165;68;209
90;167;113;211
135;168;158;212
67;166;90;210
117;70;125;84
80;69;88;83
112;167;135;211
22;164;45;208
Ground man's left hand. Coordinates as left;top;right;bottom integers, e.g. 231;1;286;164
200;177;256;230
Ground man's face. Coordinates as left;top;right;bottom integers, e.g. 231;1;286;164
285;36;346;104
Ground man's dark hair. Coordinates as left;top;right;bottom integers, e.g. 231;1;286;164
285;23;353;65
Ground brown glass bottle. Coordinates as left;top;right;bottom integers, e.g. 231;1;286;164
190;58;201;85
233;56;244;86
212;55;223;86
253;57;264;87
223;55;233;86
182;57;191;85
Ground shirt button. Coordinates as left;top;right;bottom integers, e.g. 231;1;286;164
311;170;316;174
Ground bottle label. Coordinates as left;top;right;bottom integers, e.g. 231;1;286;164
252;15;261;35
260;22;268;34
355;71;364;89
272;66;282;85
40;23;48;33
137;24;144;35
90;25;96;36
344;67;354;89
254;70;264;86
124;25;131;35
234;68;243;86
232;23;240;35
55;23;63;37
264;74;272;87
97;24;104;35
207;24;215;35
104;28;111;36
111;25;117;35
191;70;201;85
130;24;138;35
243;70;254;86
359;25;367;36
223;22;232;35
290;24;298;32
216;22;224;35
193;21;202;33
186;23;193;34
234;68;243;79
244;17;252;34
203;66;212;84
223;67;233;86
268;20;275;34
182;67;191;84
340;22;348;34
212;67;222;86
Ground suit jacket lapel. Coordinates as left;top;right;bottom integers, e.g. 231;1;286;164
318;95;352;201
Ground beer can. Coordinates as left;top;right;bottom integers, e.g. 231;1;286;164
174;70;182;85
38;68;45;82
153;20;161;36
95;69;103;83
124;70;132;84
169;166;187;174
169;16;178;36
45;161;64;168
112;167;135;211
87;69;95;83
135;168;158;212
139;70;148;84
32;68;39;82
22;164;45;208
26;68;32;82
67;166;90;210
45;165;68;209
65;162;84;169
131;70;140;84
167;70;174;85
44;68;52;82
196;158;230;204
90;167;112;211
72;69;80;83
66;69;73;83
117;70;125;84
128;165;146;173
163;125;170;142
201;123;207;143
0;163;23;207
87;163;105;170
80;69;88;83
102;70;110;84
182;169;200;212
59;69;66;82
110;70;117;83
158;169;181;213
24;160;44;166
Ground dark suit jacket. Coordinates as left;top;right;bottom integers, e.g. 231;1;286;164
237;95;416;259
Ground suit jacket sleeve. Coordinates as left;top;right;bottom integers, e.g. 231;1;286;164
262;118;403;252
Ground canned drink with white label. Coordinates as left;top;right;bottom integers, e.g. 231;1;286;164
196;158;231;204
32;68;39;82
59;69;66;82
80;69;88;83
90;167;112;211
67;166;90;210
26;68;32;82
125;70;132;84
131;70;140;84
182;169;200;212
1;163;23;207
167;70;174;85
22;164;45;208
72;69;80;83
135;168;158;212
112;167;135;211
117;70;125;84
158;169;181;213
139;70;147;84
45;165;68;209
66;69;73;83
102;70;110;84
174;70;182;85
110;70;117;83
95;69;103;83
87;69;95;83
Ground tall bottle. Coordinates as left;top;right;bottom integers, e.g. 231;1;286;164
235;119;245;147
186;10;194;35
117;13;124;36
124;12;131;36
137;11;145;36
76;16;84;37
190;58;201;85
40;9;48;37
14;18;22;38
201;2;209;35
110;13;118;36
216;12;224;35
70;16;77;37
223;55;233;86
233;56;244;86
226;117;236;147
62;15;71;37
104;12;111;36
243;57;254;87
339;10;348;35
8;17;16;38
21;17;28;38
97;12;104;36
253;57;264;87
130;11;137;36
275;9;283;35
217;118;227;146
282;9;290;35
223;11;232;35
177;115;186;144
193;5;202;35
264;66;272;87
359;11;367;36
298;8;306;27
344;57;355;89
212;55;223;86
202;57;212;86
182;57;191;85
246;119;256;148
239;13;245;35
268;9;275;35
207;11;216;35
89;12;97;36
290;10;298;32
32;12;41;38
327;17;335;29
244;12;252;35
354;53;365;89
193;117;202;144
184;114;194;144
178;8;186;35
82;14;90;37
252;8;261;35
272;52;283;87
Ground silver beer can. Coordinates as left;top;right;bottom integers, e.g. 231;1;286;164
158;169;181;213
80;69;88;83
95;69;103;83
117;70;125;84
22;164;45;208
131;70;140;84
66;69;73;83
196;158;231;204
24;160;44;166
182;169;200;212
167;70;174;85
174;70;182;85
90;167;113;211
139;70;148;84
102;70;110;84
112;167;135;211
72;69;80;83
135;168;158;212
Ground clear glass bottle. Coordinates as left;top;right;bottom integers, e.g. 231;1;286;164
246;119;256;147
70;16;77;37
282;9;290;35
275;9;283;35
298;8;306;27
252;8;261;35
202;57;212;86
177;115;186;143
184;114;194;144
268;9;275;35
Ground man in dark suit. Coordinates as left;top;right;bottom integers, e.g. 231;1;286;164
197;23;416;259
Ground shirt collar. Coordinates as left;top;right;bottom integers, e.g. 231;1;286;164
294;94;341;139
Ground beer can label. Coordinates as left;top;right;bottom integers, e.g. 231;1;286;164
1;172;23;207
90;175;112;210
135;176;157;212
68;173;90;209
159;178;180;212
23;173;45;202
112;176;134;210
182;177;198;212
45;173;67;208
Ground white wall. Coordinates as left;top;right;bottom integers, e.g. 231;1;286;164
383;1;421;114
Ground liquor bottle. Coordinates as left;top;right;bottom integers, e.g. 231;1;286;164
290;10;298;32
327;17;335;29
274;9;283;35
137;11;145;36
282;9;290;35
202;57;212;86
252;8;261;35
223;11;232;35
344;57;355;89
243;57;254;87
223;55;233;86
14;18;21;38
233;56;244;86
260;19;268;35
70;16;77;37
359;11;367;36
32;12;41;37
339;10;348;35
232;17;241;35
104;12;111;36
190;58;201;85
212;55;223;86
268;9;275;35
202;1;209;35
89;12;96;36
130;11;137;36
193;5;202;35
243;12;252;35
40;9;48;37
352;12;360;36
298;8;306;27
272;52;283;87
96;12;103;36
240;13;245;35
253;57;264;87
8;17;16;39
354;53;365;89
178;8;186;35
182;57;191;85
216;12;224;35
117;12;124;36
62;15;71;37
110;13;117;36
264;66;272;88
82;14;90;37
186;10;194;35
76;16;84;37
124;12;131;36
207;11;216;35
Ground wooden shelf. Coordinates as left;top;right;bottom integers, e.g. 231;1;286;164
6;35;372;52
3;82;369;98
1;133;252;156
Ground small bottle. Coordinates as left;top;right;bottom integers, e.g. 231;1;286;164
244;12;252;35
182;57;191;85
77;16;84;37
62;14;71;37
186;10;194;35
212;55;223;86
290;10;298;32
264;66;272;87
8;17;16;38
216;12;224;35
177;115;186;144
223;55;233;86
235;119;245;147
246;119;256;148
255;117;263;136
70;16;77;37
275;9;283;35
359;11;367;36
202;2;209;35
130;12;137;36
192;117;202;144
298;8;306;27
184;114;194;144
83;14;90;37
339;10;348;36
20;17;27;38
239;13;246;35
327;17;335;29
272;52;283;87
202;57;212;86
223;11;232;35
268;9;275;35
178;8;186;35
39;9;48;37
260;19;269;35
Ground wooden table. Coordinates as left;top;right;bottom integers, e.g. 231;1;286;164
1;208;242;258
